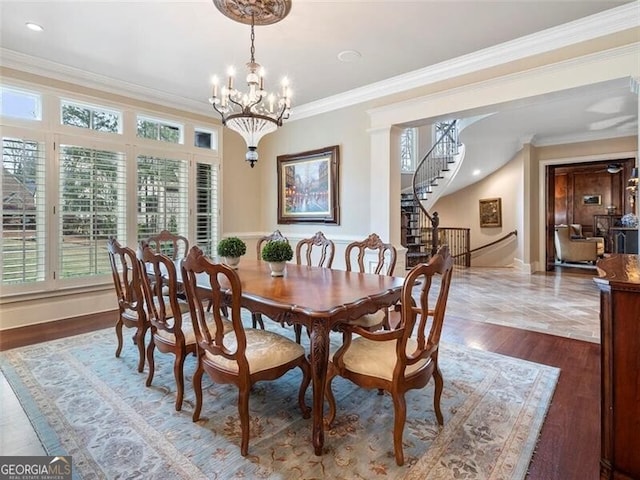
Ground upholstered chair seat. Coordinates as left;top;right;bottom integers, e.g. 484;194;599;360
204;328;306;374
330;337;431;381
154;311;232;345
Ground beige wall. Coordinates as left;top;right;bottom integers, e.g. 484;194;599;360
432;152;524;267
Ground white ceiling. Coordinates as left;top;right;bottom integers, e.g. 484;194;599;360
1;0;638;190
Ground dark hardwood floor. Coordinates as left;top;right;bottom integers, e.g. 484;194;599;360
1;309;599;479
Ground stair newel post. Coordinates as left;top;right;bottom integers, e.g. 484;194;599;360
431;211;440;256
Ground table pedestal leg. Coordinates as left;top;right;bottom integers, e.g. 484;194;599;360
309;319;329;456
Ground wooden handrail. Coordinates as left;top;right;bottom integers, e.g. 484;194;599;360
452;230;517;258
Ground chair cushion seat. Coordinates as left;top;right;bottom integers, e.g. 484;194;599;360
204;329;305;374
345;309;386;328
154;312;233;345
123;296;188;321
332;337;430;381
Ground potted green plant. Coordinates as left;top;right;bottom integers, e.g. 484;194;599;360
217;236;247;269
261;240;293;276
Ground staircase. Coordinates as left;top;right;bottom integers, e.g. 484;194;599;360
401;120;463;268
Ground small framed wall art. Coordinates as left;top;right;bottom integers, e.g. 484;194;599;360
479;197;502;228
582;194;602;205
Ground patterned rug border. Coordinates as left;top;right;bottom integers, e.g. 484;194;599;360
1;328;560;480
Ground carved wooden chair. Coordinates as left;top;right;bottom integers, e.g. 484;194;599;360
145;229;189;260
343;233;398;330
256;229;288;261
107;237;148;373
137;241;221;411
295;231;335;268
252;230;290;329
292;231;335;342
181;246;311;456
325;245;454;466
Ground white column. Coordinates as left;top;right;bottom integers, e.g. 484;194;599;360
368;125;406;273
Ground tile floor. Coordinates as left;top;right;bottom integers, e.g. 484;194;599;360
0;265;601;457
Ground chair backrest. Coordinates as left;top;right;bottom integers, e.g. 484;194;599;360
295;231;335;268
397;245;454;366
569;224;582;236
107;237;146;318
345;233;397;275
257;230;288;260
137;240;187;342
182;246;246;366
145;230;189;260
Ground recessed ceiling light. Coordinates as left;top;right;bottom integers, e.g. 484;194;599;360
26;22;44;32
472;169;481;176
337;50;362;63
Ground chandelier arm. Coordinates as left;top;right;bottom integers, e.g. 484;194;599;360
211;102;226;119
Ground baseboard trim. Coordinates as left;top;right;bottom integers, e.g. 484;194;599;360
0;310;116;351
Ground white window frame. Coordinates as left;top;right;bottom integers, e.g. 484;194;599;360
59;98;123;135
0;81;221;301
136;114;184;145
400;127;417;173
0;85;43;122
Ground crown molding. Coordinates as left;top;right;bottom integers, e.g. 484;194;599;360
532;128;637;147
366;43;638;127
0;49;213;117
0;2;637;120
291;1;639;121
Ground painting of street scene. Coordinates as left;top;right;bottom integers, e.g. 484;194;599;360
277;145;339;224
283;158;330;215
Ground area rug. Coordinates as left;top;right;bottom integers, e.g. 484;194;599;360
0;326;559;480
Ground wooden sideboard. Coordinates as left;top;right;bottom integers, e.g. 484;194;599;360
594;255;640;480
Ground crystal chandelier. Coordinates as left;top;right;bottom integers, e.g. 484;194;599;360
209;0;292;167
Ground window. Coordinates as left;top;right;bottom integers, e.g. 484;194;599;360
2;135;46;285
1;86;42;120
0;82;220;299
58;144;126;279
194;128;217;150
136;155;188;239
195;161;219;256
137;116;183;144
400;127;417;172
433;121;459;157
61;100;122;133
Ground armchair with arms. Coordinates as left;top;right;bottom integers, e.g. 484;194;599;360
554;224;604;263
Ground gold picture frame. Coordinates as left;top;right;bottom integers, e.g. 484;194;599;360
277;145;340;224
582;194;601;205
479;198;502;228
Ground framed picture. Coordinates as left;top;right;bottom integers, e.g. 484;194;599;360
582;194;601;205
277;145;340;224
479;198;502;228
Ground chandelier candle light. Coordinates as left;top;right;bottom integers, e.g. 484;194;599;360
209;0;293;167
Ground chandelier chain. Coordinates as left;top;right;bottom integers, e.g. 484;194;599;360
250;16;256;64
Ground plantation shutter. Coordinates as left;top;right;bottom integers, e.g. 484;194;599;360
1;136;46;285
195;161;219;256
136;154;189;241
58;144;126;279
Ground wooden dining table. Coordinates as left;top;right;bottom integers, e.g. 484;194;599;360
186;257;405;455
